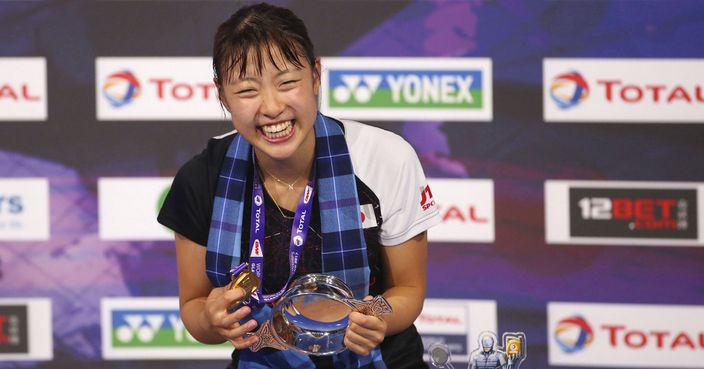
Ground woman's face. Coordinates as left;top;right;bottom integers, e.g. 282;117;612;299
219;47;321;164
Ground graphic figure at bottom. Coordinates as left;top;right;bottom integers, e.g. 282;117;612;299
468;331;526;369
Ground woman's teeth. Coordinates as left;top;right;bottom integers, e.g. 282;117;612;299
261;120;293;139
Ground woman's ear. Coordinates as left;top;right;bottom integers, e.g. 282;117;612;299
313;57;321;96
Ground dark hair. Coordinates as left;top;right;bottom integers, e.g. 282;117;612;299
213;2;316;88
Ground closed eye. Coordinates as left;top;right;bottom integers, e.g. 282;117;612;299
236;88;257;97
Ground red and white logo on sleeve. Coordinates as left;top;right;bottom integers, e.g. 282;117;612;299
360;204;378;229
420;184;436;211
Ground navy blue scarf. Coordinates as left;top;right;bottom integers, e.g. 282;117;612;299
206;113;387;368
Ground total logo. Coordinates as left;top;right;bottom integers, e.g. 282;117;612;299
554;315;704;352
0;84;41;102
96;57;225;120
550;70;703;109
597;79;703;104
549;302;704;368
553;315;594;353
601;324;704;351
321;57;492;121
440;204;489;224
549;71;589;109
101;69;215;106
0;58;47;121
426;179;495;243
417;312;462;326
102;70;141;107
544;59;704;123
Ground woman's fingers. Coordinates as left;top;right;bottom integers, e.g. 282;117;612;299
218;318;259;341
222;287;248;309
344;328;376;356
346;321;383;345
219;304;252;327
228;332;259;350
348;312;385;340
344;311;386;356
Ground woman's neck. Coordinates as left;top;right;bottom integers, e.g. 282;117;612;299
254;133;316;184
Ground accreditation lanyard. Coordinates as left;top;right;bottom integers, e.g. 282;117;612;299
248;153;315;305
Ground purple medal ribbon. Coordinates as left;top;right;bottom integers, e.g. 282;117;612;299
246;151;315;306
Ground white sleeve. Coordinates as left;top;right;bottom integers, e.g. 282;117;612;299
377;139;441;246
343;119;441;246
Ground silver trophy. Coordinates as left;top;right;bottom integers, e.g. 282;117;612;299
232;273;392;355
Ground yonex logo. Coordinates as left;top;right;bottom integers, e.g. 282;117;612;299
333;75;382;104
328;70;481;109
115;314;164;343
112;312;197;346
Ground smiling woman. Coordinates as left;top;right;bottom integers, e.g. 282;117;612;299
157;2;441;369
218;46;320;182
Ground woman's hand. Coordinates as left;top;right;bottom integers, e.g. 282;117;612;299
344;296;387;356
204;286;259;349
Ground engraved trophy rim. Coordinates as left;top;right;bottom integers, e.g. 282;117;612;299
245;273;392;355
271;273;356;356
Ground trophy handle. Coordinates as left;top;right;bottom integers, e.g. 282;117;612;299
247;320;290;352
341;295;392;317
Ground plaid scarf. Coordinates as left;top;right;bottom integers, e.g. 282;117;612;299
206;113;387;369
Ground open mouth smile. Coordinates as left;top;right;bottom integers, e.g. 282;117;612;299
259;120;295;142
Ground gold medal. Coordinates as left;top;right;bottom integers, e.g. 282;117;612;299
227;269;260;310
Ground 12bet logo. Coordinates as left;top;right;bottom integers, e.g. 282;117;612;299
0;306;28;354
569;188;697;239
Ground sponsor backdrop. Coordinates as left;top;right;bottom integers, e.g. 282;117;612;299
1;1;703;369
